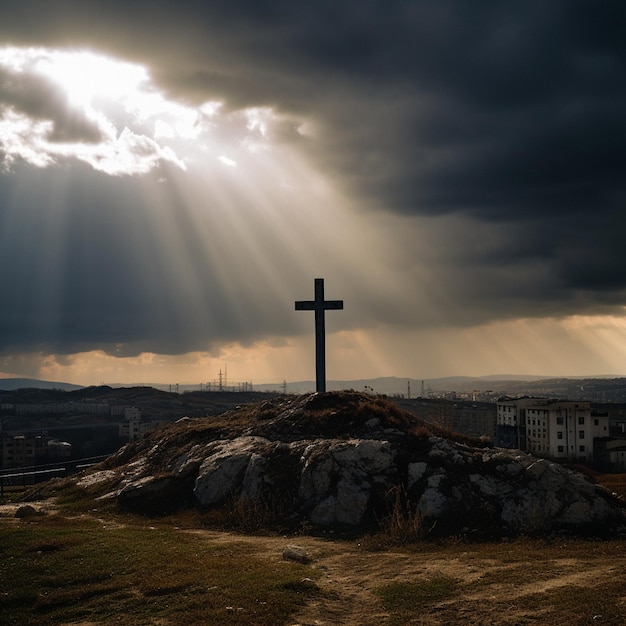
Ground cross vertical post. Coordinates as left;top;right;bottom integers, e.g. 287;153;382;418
295;278;344;393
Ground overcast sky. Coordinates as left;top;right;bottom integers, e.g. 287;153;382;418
0;1;625;387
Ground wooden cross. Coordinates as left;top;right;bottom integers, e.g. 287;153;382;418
295;278;344;393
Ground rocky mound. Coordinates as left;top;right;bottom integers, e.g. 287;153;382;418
74;391;624;538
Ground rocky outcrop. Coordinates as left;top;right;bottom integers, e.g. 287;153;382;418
80;392;625;537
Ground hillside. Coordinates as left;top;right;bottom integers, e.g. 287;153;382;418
0;377;82;391
49;391;625;539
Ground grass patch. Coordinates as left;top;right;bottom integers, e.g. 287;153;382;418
0;514;320;626
524;580;626;625
53;481;109;510
23;477;118;516
376;576;457;625
200;493;288;534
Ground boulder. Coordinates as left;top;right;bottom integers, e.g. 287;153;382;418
300;438;397;525
282;545;311;563
15;504;39;518
117;474;189;514
194;437;271;506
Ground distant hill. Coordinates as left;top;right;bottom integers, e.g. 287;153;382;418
3;374;626;400
0;378;83;392
251;375;626;401
253;375;557;395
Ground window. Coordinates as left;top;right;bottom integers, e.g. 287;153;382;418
557;417;564;425
578;416;585;425
557;432;563;440
579;445;585;453
579;430;585;439
558;445;564;453
594;419;599;426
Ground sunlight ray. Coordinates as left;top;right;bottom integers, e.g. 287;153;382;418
4;46;624;386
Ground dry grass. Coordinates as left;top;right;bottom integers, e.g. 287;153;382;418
3;498;626;625
200;493;291;534
375;576;459;625
0;512;321;626
364;485;431;549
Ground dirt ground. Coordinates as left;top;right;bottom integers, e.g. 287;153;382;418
3;501;626;625
191;528;626;626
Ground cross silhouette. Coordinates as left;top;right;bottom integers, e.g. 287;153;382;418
295;278;344;393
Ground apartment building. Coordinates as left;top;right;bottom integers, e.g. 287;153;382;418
1;434;72;469
118;407;163;441
496;399;608;464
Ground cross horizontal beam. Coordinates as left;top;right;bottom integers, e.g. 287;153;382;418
294;300;344;311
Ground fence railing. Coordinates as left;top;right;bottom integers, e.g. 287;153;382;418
0;455;109;496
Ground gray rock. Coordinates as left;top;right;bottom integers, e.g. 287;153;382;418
15;504;38;518
418;471;448;518
282;545;311;563
310;495;337;526
194;437;270;506
240;452;268;500
335;477;370;525
407;461;428;488
172;444;211;478
117;474;184;513
300;438;396;526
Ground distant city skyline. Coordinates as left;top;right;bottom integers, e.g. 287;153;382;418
1;2;625;386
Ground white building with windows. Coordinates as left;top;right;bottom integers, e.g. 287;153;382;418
118;407;164;442
119;407;147;442
496;399;608;464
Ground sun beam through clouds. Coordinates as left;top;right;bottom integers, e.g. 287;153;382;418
1;9;625;389
0;44;419;385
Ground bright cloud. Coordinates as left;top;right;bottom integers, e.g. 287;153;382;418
31;48;149;107
0;47;215;175
218;155;237;167
0;46;303;178
0;108;55;167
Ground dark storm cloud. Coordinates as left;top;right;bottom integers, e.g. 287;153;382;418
0;163;306;357
3;1;623;217
113;1;624;229
1;0;625;358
